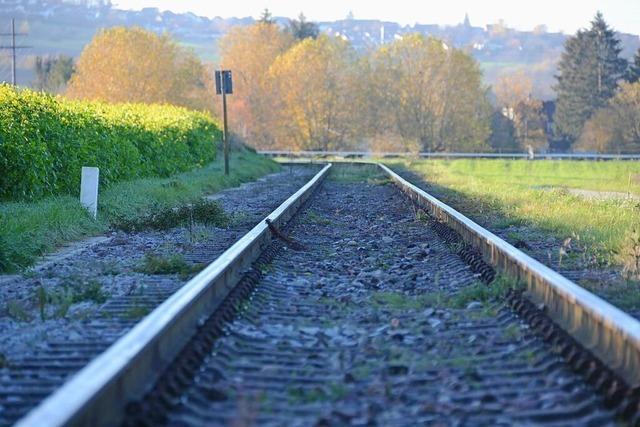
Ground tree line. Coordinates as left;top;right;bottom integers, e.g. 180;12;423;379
217;11;490;152
555;13;640;153
33;11;640;153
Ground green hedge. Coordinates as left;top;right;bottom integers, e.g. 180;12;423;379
0;85;220;200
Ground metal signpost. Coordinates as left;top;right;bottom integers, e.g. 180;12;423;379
215;70;233;175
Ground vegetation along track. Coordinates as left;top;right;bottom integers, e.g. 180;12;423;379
12;164;640;426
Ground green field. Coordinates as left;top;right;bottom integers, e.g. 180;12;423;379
391;159;640;274
0;148;279;273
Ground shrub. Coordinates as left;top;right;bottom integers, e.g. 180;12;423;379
0;84;220;200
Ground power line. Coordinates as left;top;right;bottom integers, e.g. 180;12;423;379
0;19;29;86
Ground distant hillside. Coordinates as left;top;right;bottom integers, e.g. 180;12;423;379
1;0;638;98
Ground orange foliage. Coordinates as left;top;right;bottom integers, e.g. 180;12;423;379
67;27;211;111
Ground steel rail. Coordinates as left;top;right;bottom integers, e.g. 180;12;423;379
259;150;640;161
15;164;332;427
378;163;640;387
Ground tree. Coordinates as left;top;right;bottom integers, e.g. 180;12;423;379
488;111;518;152
368;34;491;152
628;48;640;83
575;108;620;153
610;82;640;152
554;12;627;141
268;35;358;150
218;22;294;147
513;98;548;151
259;8;274;24
66;27;210;111
494;70;533;111
33;55;74;93
287;13;319;40
576;82;640;153
493;71;548;151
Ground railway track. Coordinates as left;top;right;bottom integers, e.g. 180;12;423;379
6;163;640;426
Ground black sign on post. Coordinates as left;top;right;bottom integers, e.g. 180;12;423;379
215;70;233;95
215;70;233;175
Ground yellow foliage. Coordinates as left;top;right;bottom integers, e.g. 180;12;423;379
215;29;491;153
369;34;491;152
494;70;534;109
577;81;640;153
611;82;640;151
67;27;211;111
218;23;294;148
576;108;620;152
268;35;358;151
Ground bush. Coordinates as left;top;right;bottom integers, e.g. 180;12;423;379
0;84;220;200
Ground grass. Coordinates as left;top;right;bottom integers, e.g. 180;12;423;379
406;158;640;194
391;159;640;270
34;279;109;320
449;276;520;308
124;304;151;320
369;275;520;311
329;163;385;183
135;253;205;278
6;300;31;321
302;210;332;226
111;199;229;232
286;383;347;404
0;147;279;273
371;291;443;310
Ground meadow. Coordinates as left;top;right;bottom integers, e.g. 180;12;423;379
390;159;640;275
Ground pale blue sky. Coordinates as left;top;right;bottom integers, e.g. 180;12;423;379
113;0;640;35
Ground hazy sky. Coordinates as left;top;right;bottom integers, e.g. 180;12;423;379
113;0;640;35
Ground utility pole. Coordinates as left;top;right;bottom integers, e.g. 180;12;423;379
11;18;15;85
215;70;233;175
0;18;29;86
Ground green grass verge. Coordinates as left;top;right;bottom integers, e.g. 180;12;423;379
369;275;519;311
135;253;206;279
391;158;640;270
0;148;279;273
406;158;640;194
329;163;384;183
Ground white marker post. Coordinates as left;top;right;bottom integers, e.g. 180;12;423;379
80;167;99;219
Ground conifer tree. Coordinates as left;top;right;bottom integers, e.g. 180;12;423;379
628;49;640;83
554;12;627;141
259;8;274;25
287;13;319;40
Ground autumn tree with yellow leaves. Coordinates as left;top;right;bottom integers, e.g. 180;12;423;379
218;22;294;147
577;81;640;153
268;35;358;151
217;25;492;152
368;35;491;152
67;27;211;111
